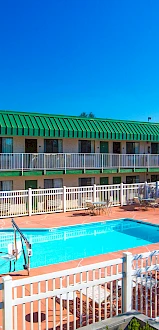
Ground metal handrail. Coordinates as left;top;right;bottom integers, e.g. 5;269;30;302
11;219;31;249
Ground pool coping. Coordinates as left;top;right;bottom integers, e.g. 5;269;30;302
1;217;159;232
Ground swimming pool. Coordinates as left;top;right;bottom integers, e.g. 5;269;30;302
0;218;159;273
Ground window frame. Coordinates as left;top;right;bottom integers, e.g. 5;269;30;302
0;137;13;153
126;142;139;154
0;180;13;191
78;177;95;186
78;140;94;153
44;178;63;189
44;139;63;153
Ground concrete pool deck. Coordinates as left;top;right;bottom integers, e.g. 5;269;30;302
1;205;159;279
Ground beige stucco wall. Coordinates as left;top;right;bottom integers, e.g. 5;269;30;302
139;142;151;154
0;171;151;191
4;136;153;155
13;136;44;153
63;139;78;153
13;137;25;153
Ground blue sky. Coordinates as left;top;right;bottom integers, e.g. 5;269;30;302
0;0;159;122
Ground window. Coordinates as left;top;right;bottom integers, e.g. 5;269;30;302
44;139;63;153
151;175;159;182
78;140;94;153
44;178;63;189
0;138;13;153
151;143;159;154
126;176;140;184
126;142;139;154
0;180;13;191
78;177;95;186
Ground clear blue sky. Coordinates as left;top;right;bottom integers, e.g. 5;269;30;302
1;0;159;122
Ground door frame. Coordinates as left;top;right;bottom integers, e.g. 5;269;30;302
25;139;37;153
25;180;38;190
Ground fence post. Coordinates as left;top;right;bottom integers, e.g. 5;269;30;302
120;182;124;206
93;184;96;202
144;181;148;198
28;188;32;216
63;186;66;212
122;252;132;313
2;275;12;330
156;181;159;197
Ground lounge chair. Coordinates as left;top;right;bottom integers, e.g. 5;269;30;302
133;197;142;209
133;197;148;210
85;201;96;215
149;197;159;209
106;197;113;214
81;283;122;318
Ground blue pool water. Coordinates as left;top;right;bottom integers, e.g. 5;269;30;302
0;219;159;273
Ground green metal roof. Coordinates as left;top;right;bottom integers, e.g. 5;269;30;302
1;110;159;141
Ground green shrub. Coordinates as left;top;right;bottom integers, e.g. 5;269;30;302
105;318;154;330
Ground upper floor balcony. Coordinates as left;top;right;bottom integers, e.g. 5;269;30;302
0;153;159;174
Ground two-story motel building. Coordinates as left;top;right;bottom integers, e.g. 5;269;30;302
0;110;159;191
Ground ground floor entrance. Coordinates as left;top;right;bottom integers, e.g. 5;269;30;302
25;180;37;190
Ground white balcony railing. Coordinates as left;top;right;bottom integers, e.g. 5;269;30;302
0;153;159;172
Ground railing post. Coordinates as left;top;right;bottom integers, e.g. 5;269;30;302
102;153;103;173
147;154;149;170
120;182;124;206
21;153;23;176
28;188;32;216
93;184;96;202
63;186;66;212
134;154;135;171
2;275;12;330
84;154;85;173
44;153;46;174
119;154;120;172
110;153;112;168
122;252;132;313
64;154;67;174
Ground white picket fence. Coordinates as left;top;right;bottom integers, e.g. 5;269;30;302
0;181;157;218
1;250;159;329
